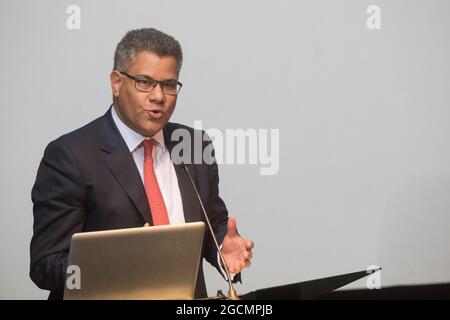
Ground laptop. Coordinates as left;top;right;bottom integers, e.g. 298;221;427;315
63;221;205;300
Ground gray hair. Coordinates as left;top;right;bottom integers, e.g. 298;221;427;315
113;28;183;73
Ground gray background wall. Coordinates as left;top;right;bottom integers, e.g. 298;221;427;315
1;0;449;299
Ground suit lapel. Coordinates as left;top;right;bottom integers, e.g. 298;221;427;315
172;163;201;223
164;123;202;223
99;108;152;225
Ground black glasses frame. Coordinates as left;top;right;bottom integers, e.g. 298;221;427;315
118;71;183;96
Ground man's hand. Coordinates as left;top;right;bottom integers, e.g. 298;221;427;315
220;217;254;274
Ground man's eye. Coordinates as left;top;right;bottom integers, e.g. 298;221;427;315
137;79;154;87
163;82;177;90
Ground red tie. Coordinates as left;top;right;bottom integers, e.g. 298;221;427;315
143;139;170;225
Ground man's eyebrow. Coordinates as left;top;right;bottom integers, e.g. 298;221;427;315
134;74;153;80
135;74;177;82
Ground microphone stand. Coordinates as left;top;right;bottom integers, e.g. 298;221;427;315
182;164;239;300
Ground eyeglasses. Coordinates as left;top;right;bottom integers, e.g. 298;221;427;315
118;71;182;96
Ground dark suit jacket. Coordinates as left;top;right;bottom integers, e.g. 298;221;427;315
30;107;233;299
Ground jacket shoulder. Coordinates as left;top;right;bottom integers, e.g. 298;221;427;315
51;115;105;147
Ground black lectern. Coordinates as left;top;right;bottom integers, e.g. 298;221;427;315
321;282;450;299
240;268;381;300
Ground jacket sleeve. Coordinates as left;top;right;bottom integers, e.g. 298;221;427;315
30;139;87;294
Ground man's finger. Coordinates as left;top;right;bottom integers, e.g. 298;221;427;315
229;267;239;274
244;251;253;260
227;217;238;237
246;240;254;250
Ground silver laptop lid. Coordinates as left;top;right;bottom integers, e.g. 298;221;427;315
64;221;205;300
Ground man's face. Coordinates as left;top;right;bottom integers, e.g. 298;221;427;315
111;51;179;137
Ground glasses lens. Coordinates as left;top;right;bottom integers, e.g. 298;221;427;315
135;77;157;92
131;74;180;95
161;81;179;95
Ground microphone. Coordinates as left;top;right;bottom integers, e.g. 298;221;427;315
181;163;239;300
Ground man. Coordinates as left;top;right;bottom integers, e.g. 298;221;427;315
30;28;253;299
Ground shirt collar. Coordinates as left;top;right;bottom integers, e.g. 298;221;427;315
111;105;166;152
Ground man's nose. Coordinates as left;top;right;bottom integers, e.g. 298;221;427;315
148;82;165;103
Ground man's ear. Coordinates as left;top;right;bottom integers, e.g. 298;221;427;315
110;70;122;98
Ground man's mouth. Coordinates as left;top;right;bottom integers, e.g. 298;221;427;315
145;109;163;119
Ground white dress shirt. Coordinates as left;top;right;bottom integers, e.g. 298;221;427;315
111;106;185;225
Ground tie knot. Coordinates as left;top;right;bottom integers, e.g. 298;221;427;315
143;139;154;158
